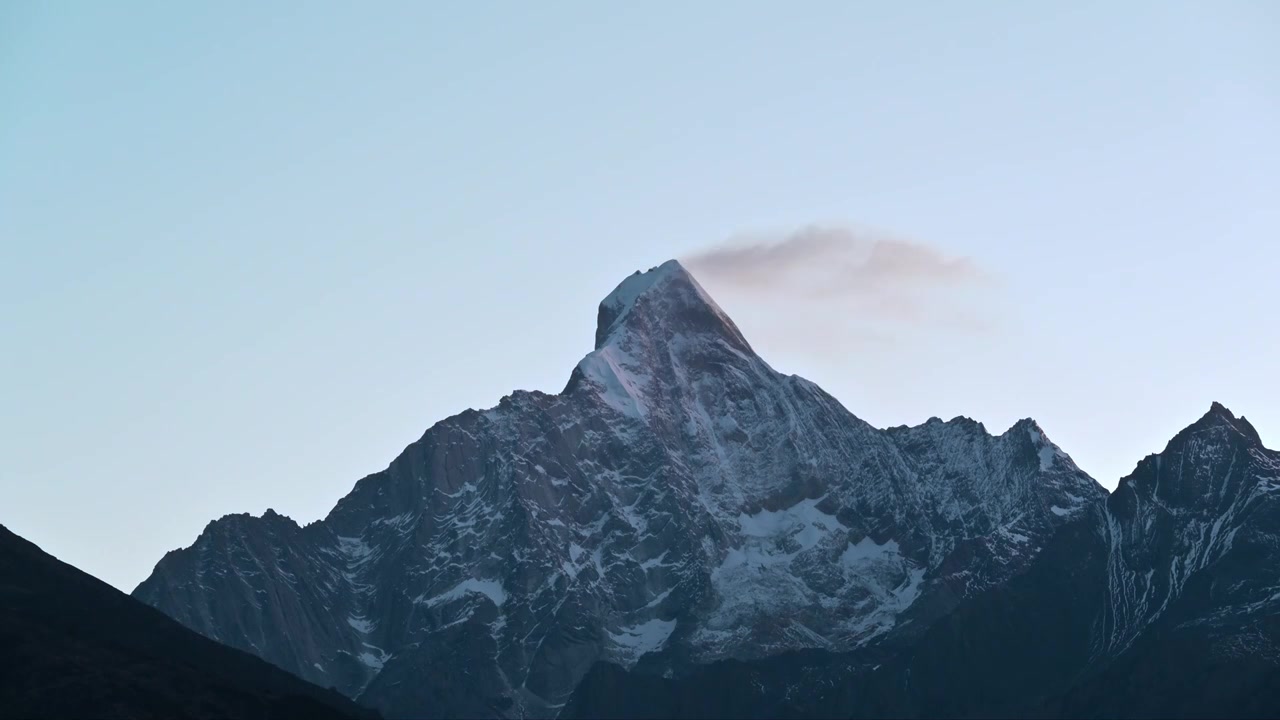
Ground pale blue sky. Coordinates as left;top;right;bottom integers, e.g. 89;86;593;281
2;1;1277;591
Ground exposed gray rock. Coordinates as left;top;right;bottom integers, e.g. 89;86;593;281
560;402;1280;719
134;260;1105;719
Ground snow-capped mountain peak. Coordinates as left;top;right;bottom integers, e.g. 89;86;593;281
134;260;1106;719
568;259;758;423
592;259;751;353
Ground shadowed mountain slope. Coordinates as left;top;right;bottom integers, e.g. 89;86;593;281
0;524;377;720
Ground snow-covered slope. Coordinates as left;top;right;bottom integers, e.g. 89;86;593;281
566;403;1280;720
133;260;1105;719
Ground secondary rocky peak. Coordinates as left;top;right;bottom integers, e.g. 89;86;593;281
592;259;751;354
1111;402;1272;517
1010;417;1042;433
943;415;987;433
1194;401;1242;432
1168;401;1264;451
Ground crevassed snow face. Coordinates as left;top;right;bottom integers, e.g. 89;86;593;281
696;497;924;656
735;498;843;551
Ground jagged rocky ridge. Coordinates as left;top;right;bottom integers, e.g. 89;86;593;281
134;260;1108;718
565;403;1280;719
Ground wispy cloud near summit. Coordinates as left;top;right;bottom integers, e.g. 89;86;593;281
684;225;994;335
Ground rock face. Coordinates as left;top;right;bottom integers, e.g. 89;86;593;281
1063;403;1280;718
133;260;1106;719
564;403;1280;719
0;523;375;720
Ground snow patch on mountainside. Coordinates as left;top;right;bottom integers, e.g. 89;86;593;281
735;497;845;558
841;536;900;565
608;619;678;667
576;346;651;420
415;578;508;608
840;536;925;635
698;496;928;654
358;646;391;670
1027;425;1061;470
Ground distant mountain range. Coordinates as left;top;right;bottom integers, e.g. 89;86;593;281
12;260;1276;719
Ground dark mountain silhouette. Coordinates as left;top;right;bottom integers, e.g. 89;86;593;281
0;523;377;720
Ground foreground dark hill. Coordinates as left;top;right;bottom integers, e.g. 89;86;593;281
0;524;376;720
564;404;1280;719
133;260;1104;718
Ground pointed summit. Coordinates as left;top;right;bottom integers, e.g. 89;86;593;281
1170;401;1264;449
1112;402;1270;515
565;260;763;420
593;259;752;354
